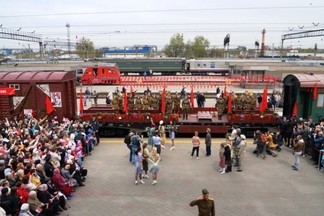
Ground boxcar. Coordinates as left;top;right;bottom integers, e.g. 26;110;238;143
0;70;76;121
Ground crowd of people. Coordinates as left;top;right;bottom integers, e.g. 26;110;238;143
278;116;324;170
0;116;100;215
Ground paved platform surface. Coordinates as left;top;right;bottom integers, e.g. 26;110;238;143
65;138;324;216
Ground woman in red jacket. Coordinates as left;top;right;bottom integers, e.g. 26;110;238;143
51;168;72;197
16;181;29;203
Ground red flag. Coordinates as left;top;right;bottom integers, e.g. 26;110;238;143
161;86;166;114
292;102;298;117
223;85;227;98
45;96;55;115
227;93;232;113
79;88;84;114
259;86;268;113
313;83;318;100
123;89;128;113
190;86;194;108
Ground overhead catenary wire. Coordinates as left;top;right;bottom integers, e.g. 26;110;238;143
0;5;323;17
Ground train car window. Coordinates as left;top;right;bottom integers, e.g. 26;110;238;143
317;94;324;107
211;62;215;68
203;64;206;67
197;64;200;67
9;84;20;90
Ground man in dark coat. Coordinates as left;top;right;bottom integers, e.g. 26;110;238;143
44;154;54;178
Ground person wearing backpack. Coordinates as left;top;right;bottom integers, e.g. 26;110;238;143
124;132;133;163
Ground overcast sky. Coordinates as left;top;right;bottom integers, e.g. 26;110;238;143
1;0;324;51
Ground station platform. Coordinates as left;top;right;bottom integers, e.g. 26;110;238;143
64;138;324;216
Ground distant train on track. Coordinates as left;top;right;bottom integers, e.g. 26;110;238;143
86;58;232;76
84;57;324;77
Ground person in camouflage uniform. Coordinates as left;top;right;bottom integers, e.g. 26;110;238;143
233;94;243;110
243;95;253;110
117;93;123;110
147;92;154;109
166;94;173;114
216;97;226;120
182;95;191;120
173;92;181;114
128;94;135;110
149;94;157;110
135;96;143;110
142;95;150;110
112;95;120;110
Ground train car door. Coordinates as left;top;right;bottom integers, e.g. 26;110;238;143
299;90;311;119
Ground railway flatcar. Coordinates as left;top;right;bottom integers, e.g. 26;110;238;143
80;91;280;137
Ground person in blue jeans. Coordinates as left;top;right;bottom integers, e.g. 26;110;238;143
152;132;162;155
124;132;134;163
131;132;142;164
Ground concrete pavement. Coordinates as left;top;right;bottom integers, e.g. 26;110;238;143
64;138;324;216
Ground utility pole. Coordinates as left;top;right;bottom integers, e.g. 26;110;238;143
260;29;266;57
66;23;71;58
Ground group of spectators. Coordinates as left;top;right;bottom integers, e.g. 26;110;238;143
0;115;99;215
279;116;324;169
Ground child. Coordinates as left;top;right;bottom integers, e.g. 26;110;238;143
134;147;144;185
148;147;161;185
191;131;200;159
219;143;226;174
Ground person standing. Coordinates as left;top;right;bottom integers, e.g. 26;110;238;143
93;90;98;105
237;134;247;172
292;135;304;171
205;128;212;157
85;87;91;103
106;92;111;105
147;120;156;149
189;189;215;216
91;118;100;145
169;121;176;151
158;120;166;149
219;143;226;174
131;132;142;164
224;136;232;173
191;131;200;159
142;143;150;179
182;95;191;120
152;132;162;155
148;147;160;185
124;132;133;163
134;147;144;185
